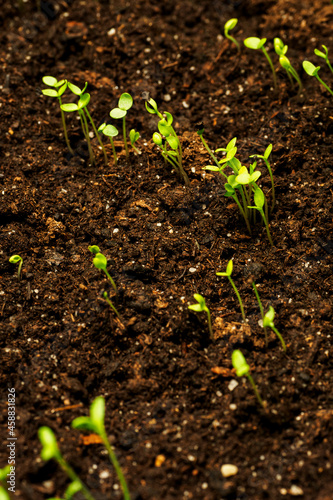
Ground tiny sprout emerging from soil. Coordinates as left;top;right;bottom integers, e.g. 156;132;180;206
232;350;264;407
224;18;240;52
110;93;133;158
88;245;100;255
279;55;303;94
9;254;23;281
129;128;141;153
62;82;108;165
216;260;246;322
98;123;119;165
103;291;121;319
250;143;275;212
38;426;95;500
146;97;189;185
263;306;286;351
42;76;74;155
244;37;277;89
188;293;214;341
251;280;268;347
72;396;131;500
91;251;118;295
248;188;274;246
303;61;333;97
314;45;333;74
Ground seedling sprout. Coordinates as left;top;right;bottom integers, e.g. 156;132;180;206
314;45;333;74
224;18;240;52
0;466;11;500
42;76;74;155
249;143;275;212
216;260;246;322
90;250;118;295
232;350;264;407
98;123;119;165
188;293;214;341
146;97;189;185
110;93;133;158
103;291;121;319
251;281;268;346
263;306;286;351
38;426;95;500
279;55;303;94
9;254;23;281
247;188;274;246
129;128;141;153
244;37;277;89
303;61;333;97
72;396;131;500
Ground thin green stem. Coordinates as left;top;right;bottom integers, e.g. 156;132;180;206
252;281;267;347
260;209;274;246
58;97;74;155
315;75;333;96
103;269;117;295
206;309;214;341
79;110;95;164
57;454;95;500
263;159;275;212
109;138;118;166
271;325;286;351
85;108;108;165
103;292;121;319
228;276;246;322
232;192;251;234
100;433;131;500
122;117;129;157
199;135;227;179
262;47;277;90
226;34;240;51
246;373;264;407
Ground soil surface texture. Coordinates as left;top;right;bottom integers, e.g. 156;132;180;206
1;1;333;499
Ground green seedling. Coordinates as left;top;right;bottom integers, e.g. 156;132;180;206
263;306;286;351
188;293;214;341
42;76;74;155
273;37;288;57
248;188;273;246
129;129;141;154
146;98;189;185
9;254;23;281
303;61;333;97
232;350;264;407
0;466;11;500
224;18;240;52
244;37;277;89
251;281;268;346
279;55;303;94
98;123;119;165
62;82;108;165
38;427;95;500
196;124;223;172
103;291;121;319
72;396;131;500
314;45;333;74
250;143;275;212
216;260;246;322
91;251;117;295
110;93;133;158
88;245;100;255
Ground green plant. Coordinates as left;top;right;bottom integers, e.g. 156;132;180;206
72;396;131;500
89;247;117;295
197;124;226;174
314;45;333;74
129;129;141;154
188;293;214;341
216;260;246;322
263;306;286;351
110;93;133;158
303;61;333;97
249;143;275;212
247;188;274;246
0;466;11;500
232;350;264;407
244;37;277;89
251;280;268;346
38;427;95;500
279;55;303;94
61;82;108;165
103;291;121;319
98;123;119;165
224;18;240;51
42;76;74;155
145;98;189;185
9;254;23;281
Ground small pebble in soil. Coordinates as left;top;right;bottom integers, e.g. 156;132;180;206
189;267;197;273
228;380;238;392
221;464;238;477
290;485;304;496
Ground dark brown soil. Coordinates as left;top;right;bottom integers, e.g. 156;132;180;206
1;1;333;499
